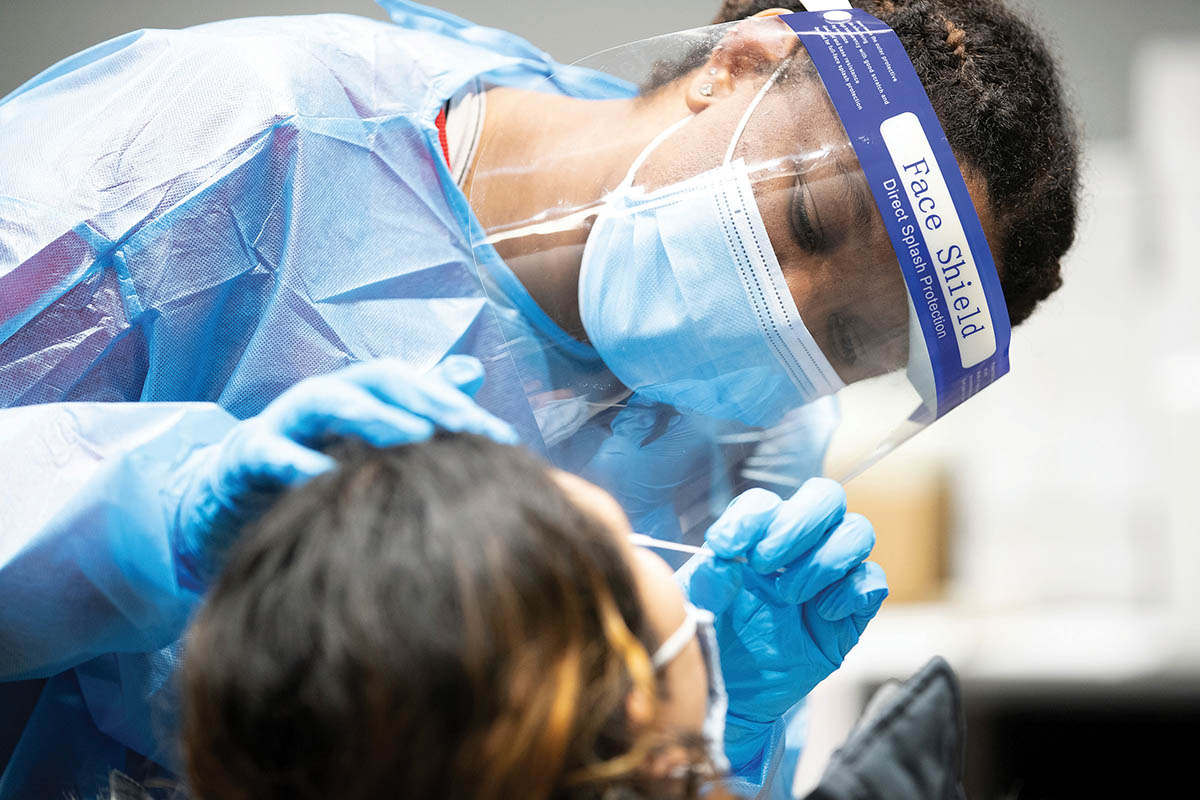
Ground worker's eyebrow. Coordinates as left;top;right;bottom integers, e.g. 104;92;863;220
834;156;874;232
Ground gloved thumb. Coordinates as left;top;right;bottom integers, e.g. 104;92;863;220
609;401;662;441
676;551;743;614
431;355;487;397
242;432;339;488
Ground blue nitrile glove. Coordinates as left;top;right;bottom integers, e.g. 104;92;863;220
675;480;888;778
171;356;517;586
582;399;716;542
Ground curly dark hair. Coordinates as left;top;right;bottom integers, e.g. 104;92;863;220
714;0;1079;325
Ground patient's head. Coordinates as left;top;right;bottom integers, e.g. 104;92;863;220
181;433;724;800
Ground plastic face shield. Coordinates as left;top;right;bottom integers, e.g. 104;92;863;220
468;10;1009;537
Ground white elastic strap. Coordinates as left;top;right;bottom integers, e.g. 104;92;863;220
651;605;701;670
723;55;793;165
619;114;695;190
725;3;850;165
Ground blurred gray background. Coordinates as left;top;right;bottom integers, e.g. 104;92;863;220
1;0;1199;139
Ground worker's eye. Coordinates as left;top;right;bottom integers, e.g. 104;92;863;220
790;176;826;254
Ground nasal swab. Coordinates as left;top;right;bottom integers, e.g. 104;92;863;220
628;532;749;565
629;532;791;574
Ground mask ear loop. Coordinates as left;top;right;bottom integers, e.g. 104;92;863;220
633;50;797;184
651;603;702;670
624;51;794;197
723;55;795;166
617;113;695;190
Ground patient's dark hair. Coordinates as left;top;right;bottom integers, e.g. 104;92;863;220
693;0;1079;325
181;434;713;800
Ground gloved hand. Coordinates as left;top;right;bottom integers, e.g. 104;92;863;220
675;479;888;776
171;356;517;586
582;398;717;541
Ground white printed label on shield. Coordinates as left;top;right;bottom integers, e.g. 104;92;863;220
880;112;996;369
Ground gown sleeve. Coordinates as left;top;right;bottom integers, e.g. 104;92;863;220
0;402;236;681
0;29;286;681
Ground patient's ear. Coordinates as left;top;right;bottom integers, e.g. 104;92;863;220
626;685;655;727
686;12;798;112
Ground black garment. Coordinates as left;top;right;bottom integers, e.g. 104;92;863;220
804;657;968;800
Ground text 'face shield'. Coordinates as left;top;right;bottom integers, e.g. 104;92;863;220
468;10;1008;538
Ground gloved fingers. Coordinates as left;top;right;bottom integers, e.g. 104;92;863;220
813;561;889;623
675;551;744;615
232;431;338;491
747;477;846;574
609;404;703;460
773;512;875;605
705;487;783;559
609;402;661;440
273;379;437;446
641;411;707;460
341;357;519;444
431;354;487;396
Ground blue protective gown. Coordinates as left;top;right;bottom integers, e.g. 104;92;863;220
0;2;808;796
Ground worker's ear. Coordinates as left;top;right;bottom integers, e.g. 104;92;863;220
686;11;798;112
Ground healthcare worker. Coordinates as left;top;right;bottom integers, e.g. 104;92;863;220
0;0;1079;796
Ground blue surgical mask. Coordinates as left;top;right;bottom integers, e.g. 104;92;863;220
651;602;730;774
578;71;844;428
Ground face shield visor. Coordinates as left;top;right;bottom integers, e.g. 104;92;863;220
467;8;1010;537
